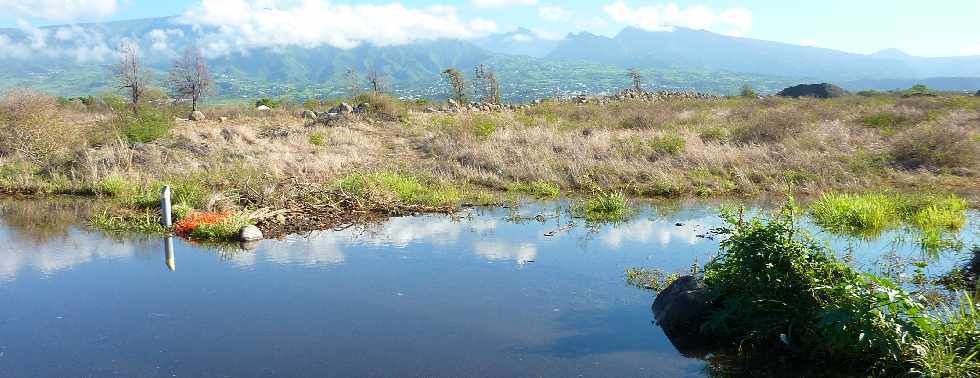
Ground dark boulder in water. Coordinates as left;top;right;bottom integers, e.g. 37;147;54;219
652;275;713;357
777;83;847;99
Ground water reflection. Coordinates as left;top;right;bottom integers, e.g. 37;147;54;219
164;236;176;271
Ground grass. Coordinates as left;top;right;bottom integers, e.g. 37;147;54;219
507;181;560;198
573;191;632;223
90;208;167;235
309;132;324;146
668;201;980;375
809;192;968;240
188;213;253;241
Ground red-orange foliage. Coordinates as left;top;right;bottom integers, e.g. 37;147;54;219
174;211;231;237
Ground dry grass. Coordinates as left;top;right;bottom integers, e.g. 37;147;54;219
1;89;978;207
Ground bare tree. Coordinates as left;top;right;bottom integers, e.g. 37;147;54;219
115;42;152;116
473;64;501;104
442;68;467;104
167;47;213;112
366;69;388;94
344;68;361;96
627;68;643;92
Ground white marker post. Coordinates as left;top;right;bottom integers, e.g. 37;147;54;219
160;186;173;228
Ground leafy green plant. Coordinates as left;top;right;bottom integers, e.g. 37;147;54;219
117;106;175;143
508;181;560;198
573;191;632;223
309;132;324;146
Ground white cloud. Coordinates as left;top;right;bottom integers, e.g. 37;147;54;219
179;0;498;57
471;0;536;8
148;28;185;51
537;5;570;22
603;1;752;37
0;19;114;62
799;39;817;47
0;0;118;21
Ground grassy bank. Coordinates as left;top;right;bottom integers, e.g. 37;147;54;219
637;201;979;376
1;88;978;238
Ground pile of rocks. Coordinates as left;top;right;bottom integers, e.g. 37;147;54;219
421;99;531;114
298;102;370;124
562;88;716;105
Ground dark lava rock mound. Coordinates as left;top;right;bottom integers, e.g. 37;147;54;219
777;83;848;99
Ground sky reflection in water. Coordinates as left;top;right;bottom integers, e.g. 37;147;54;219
0;200;975;377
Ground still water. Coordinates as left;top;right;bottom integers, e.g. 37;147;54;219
0;200;976;377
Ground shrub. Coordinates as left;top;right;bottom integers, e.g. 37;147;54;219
740;84;758;98
647;135;686;155
699;202;978;374
117;106;175;143
473;117;497;137
0;88;66;165
309;132;324;146
890;124;977;170
699;126;729;142
732;107;807;143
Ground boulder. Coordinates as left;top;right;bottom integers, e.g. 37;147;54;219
776;83;847;99
651;275;713;357
354;103;369;114
447;98;460;109
256;105;272;111
339;102;354;114
218;116;228;123
301;110;317;119
239;225;263;242
423;107;437;113
189;110;206;121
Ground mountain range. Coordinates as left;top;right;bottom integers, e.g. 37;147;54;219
0;17;977;102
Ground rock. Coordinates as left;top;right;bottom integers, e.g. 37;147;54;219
447;98;460;109
256;105;272;111
218;116;228;123
301;110;317;119
975;90;980;97
339;102;354;114
239;225;263;242
354;103;369;114
652;276;713;357
776;83;848;99
423;107;437;113
189;110;206;121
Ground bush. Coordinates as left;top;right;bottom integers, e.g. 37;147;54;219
117;107;175;143
309;132;324;146
699;202;979;374
890;124;977;170
0;88;67;164
732;107;807;143
740;84;758;98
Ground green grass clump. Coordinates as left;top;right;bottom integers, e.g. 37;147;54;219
573;191;632;223
189;213;253;241
508;181;560;198
309;132;324;146
90;208;167;235
647;135;686;154
473;117;497;138
375;172;461;208
809;192;968;240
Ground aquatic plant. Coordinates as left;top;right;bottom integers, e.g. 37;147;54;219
809;192;968;252
692;201;979;375
507;181;560;198
573;191;632;223
90;208;167;235
625;268;679;292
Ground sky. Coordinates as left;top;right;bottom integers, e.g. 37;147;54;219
0;0;977;57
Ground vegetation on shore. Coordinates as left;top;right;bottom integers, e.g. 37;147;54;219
1;84;978;238
640;201;979;376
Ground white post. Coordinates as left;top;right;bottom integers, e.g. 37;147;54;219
160;185;172;228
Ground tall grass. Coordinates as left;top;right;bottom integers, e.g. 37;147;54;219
809;192;968;239
573;191;632;223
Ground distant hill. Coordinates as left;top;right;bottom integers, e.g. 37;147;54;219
0;18;977;101
547;27;980;81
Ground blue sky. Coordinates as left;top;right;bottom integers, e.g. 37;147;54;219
2;0;978;57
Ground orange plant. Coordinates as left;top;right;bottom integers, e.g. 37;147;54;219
173;211;232;237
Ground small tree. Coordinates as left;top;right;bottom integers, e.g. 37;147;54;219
115;42;152;116
443;68;467;104
473;64;501;104
627;68;643;92
740;84;758;98
366;69;388;94
167;47;213;112
344;68;361;96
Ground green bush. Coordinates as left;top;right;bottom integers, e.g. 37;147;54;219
309;132;324;146
255;98;282;108
699;202;979;374
189;213;253;241
648;135;686;154
117;107;174;143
